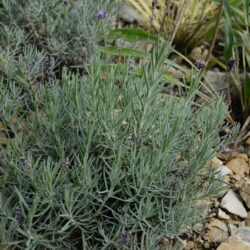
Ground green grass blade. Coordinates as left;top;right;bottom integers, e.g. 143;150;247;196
100;46;150;58
107;28;157;43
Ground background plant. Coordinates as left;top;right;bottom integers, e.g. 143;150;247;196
124;0;218;51
220;0;250;121
119;0;250;123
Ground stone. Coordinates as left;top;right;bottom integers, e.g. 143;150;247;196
212;157;224;168
189;46;208;66
226;158;249;176
205;72;250;96
232;175;242;181
207;227;228;244
228;224;238;235
246;146;250;158
214;200;220;208
217;236;250;250
184;241;195;250
246;137;250;145
197;237;204;245
206;218;228;243
240;182;250;209
118;4;140;24
210;218;228;231
204;71;228;95
166;67;184;79
218;208;231;220
215;165;232;177
193;223;203;232
204;242;210;248
220;190;247;218
174;237;186;250
235;227;250;246
231;152;249;162
245;212;250;227
238;221;246;228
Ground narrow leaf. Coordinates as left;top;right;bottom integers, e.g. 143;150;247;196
107;28;157;43
100;46;149;58
223;0;234;61
244;0;249;21
242;74;250;105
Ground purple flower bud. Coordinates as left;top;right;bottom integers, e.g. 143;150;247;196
43;55;52;69
19;156;27;166
19;156;31;170
219;146;232;153
14;206;25;225
26;63;34;74
195;60;206;69
118;231;131;247
64;0;69;5
227;58;236;72
97;9;107;19
152;0;158;8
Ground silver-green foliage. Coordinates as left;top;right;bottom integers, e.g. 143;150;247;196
0;41;234;249
0;0;119;63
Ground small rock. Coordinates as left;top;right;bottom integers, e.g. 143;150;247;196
193;223;203;232
212;157;224;168
189;47;209;67
220;190;247;218
175;237;186;250
218;208;231;220
232;175;242;182
210;218;229;231
231;152;249;162
226;158;249;176
214;200;220;208
243;176;250;182
197;237;204;244
206;218;228;243
240;182;250;209
231;175;242;189
217;235;250;250
215;165;232;177
118;4;140;24
166;67;184;79
246;137;250;145
184;241;195;250
235;181;243;189
245;212;250;227
228;224;238;235
246;146;250;158
204;71;228;94
204;242;210;248
235;227;250;246
207;226;228;243
238;221;246;228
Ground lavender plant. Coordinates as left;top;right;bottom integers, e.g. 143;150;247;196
0;39;236;249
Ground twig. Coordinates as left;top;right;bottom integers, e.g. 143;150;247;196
170;0;189;44
203;0;224;71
